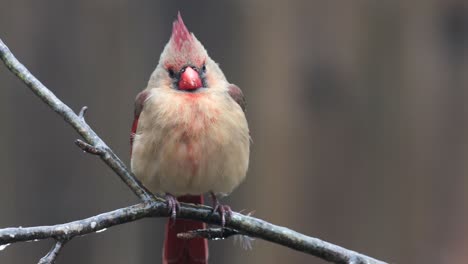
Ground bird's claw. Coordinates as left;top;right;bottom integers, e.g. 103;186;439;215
165;194;180;221
210;192;232;227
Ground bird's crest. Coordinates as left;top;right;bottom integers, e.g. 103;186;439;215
171;12;193;51
164;12;206;69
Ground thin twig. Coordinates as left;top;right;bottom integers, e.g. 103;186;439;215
75;139;105;155
78;106;88;121
0;37;388;264
38;240;67;264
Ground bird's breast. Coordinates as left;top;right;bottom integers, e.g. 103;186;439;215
170;97;219;176
132;90;249;196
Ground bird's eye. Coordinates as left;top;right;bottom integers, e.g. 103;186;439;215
202;64;206;73
168;68;175;78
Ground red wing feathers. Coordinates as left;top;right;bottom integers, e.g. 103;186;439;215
130;90;151;153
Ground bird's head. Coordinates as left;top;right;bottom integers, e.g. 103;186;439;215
149;12;227;92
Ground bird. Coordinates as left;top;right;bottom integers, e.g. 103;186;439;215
130;12;250;264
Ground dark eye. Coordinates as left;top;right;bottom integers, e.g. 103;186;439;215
202;64;206;73
168;68;175;78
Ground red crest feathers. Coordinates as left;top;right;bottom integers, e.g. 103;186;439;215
165;12;206;70
171;12;193;51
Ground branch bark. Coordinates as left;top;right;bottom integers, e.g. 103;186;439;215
0;37;387;264
177;227;241;240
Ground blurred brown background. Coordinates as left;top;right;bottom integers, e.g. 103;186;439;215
1;0;468;263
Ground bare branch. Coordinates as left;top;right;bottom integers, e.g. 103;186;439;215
177;227;241;240
0;203;155;245
0;200;386;264
0;38;153;202
38;240;67;264
0;37;388;264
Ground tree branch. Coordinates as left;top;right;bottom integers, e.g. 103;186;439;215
0;39;152;202
0;37;388;264
38;240;67;264
0;201;386;264
177;227;241;240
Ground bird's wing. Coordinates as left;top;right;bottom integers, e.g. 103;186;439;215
130;89;151;154
228;84;246;112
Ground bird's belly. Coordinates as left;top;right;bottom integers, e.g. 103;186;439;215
132;116;249;196
158;132;225;195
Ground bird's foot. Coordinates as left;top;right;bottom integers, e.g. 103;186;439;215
165;193;180;221
210;192;232;227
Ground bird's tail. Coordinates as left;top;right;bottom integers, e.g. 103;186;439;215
163;195;208;264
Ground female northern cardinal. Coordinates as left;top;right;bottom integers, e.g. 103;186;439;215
130;13;250;264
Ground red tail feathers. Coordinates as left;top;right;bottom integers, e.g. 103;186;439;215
163;195;208;264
